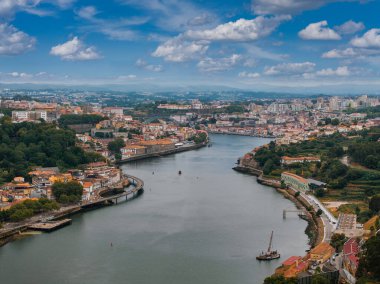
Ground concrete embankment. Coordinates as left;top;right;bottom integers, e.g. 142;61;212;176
208;131;275;138
117;143;207;164
233;164;323;247
0;175;144;247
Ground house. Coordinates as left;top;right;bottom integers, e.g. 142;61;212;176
281;156;320;165
281;172;310;191
120;145;147;159
276;256;309;278
309;242;335;264
342;238;360;277
138;139;175;154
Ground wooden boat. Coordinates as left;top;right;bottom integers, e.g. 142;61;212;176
256;231;280;261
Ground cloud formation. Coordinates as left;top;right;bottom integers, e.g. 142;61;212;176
238;71;260;78
186;16;291;41
298;21;341;40
197;54;241;72
264;62;315;75
0;23;36;55
50;37;101;60
152;36;209;62
153;16;290;62
252;0;363;15
335;20;364;35
322;48;356;58
136;59;163;72
316;66;350;76
351;29;380;48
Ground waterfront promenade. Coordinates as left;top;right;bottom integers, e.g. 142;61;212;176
0;174;144;246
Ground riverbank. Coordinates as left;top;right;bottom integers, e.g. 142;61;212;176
233;164;323;247
208;131;275;138
0;174;144;247
117;142;208;163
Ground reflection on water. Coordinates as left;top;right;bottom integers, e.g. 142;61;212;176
0;135;308;284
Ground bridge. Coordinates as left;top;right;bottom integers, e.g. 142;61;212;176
68;174;144;209
0;174;144;242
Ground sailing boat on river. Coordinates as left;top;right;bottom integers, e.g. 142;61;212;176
256;231;280;261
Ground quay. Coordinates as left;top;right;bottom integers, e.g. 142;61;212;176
117;142;207;163
208;131;275;138
0;174;144;246
28;219;72;232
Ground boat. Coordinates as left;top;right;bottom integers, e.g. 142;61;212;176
178;170;182;175
256;231;280;261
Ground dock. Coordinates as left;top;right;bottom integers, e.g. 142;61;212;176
27;219;72;232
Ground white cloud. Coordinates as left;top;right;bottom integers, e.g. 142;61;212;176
322;48;357;58
0;0;75;18
0;23;36;55
185;16;291;42
152;36;209;62
120;0;217;32
351;29;380;48
75;6;145;41
76;5;98;20
117;74;137;80
50;37;101;61
238;71;260;78
298;21;341;40
152;16;290;63
335;20;364;35
316;66;350;76
264;62;315;75
135;59;163;72
197;54;241;72
252;0;363;15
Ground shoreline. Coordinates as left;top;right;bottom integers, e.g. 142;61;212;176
0;174;144;248
208;131;276;139
117;142;208;163
233;164;324;247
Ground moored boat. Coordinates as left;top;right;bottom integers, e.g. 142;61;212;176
256;231;280;261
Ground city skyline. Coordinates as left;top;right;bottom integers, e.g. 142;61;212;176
1;0;380;93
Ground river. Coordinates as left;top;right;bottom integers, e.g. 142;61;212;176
0;135;309;284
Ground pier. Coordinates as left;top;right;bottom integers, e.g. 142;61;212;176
0;174;144;245
28;219;72;232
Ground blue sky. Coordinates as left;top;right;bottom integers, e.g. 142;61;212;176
1;0;380;93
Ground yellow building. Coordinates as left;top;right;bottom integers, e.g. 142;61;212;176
309;242;335;264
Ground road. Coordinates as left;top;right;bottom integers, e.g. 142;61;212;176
298;191;336;243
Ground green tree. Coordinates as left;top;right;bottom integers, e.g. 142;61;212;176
52;181;83;204
357;235;380;281
108;138;126;154
311;274;330;284
369;194;380;213
263;275;297;284
330;233;346;252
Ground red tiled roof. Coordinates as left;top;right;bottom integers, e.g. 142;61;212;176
282;256;302;266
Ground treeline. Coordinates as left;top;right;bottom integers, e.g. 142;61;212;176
0;118;103;183
58;114;107;127
0;198;59;222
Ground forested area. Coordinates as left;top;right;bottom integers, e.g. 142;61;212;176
58;114;106;127
252;127;380;222
0;198;59;222
0;117;103;183
52;181;83;204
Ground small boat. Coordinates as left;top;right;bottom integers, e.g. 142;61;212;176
256;231;280;261
178;170;182;175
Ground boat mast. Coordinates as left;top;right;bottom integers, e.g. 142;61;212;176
267;231;273;252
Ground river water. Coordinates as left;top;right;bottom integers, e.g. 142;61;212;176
0;135;309;284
